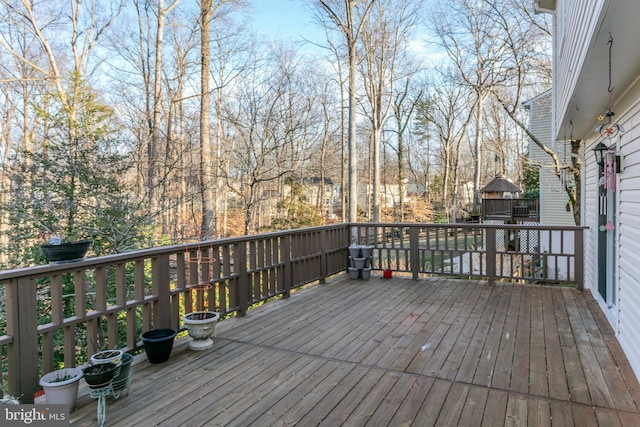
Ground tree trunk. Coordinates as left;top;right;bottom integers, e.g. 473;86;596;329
200;0;214;240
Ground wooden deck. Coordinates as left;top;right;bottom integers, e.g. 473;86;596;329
68;275;640;426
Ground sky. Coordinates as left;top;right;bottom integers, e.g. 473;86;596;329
249;0;321;44
246;0;443;66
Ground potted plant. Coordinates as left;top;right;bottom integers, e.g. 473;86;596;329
183;248;220;351
111;353;133;397
183;311;220;350
39;367;83;411
40;235;91;263
89;349;123;367
82;363;119;389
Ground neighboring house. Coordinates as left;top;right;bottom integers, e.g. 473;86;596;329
535;0;640;378
356;182;411;213
301;177;337;218
525;90;575;226
526;91;576;281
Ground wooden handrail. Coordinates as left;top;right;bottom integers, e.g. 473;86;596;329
482;198;540;222
0;222;585;402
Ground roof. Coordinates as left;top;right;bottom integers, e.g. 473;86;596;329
302;177;334;185
480;175;522;194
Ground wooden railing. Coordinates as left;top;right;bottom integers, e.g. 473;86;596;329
482;198;540;222
0;222;584;402
351;223;583;286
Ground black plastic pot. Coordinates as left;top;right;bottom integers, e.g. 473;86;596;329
112;353;133;393
41;240;91;263
82;362;118;389
141;329;177;364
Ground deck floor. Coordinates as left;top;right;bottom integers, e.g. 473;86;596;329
69;275;640;426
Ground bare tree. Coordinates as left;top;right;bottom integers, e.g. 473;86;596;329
479;1;578;223
199;0;215;240
321;32;349;222
223;47;318;235
197;0;242;240
149;0;180;225
389;75;421;222
0;0;123;138
357;0;422;222
430;0;514;211
209;18;252;237
313;0;376;228
415;68;474;222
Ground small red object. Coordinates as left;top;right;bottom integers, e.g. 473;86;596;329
383;269;392;279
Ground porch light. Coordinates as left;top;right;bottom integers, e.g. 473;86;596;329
593;142;609;167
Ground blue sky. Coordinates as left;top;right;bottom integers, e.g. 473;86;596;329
249;0;319;43
246;0;441;65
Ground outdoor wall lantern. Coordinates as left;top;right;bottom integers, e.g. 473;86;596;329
593;142;609;167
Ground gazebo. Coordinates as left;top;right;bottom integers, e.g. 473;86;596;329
480;174;522;199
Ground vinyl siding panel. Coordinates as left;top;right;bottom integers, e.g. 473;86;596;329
551;0;640;380
611;92;640;378
555;0;607;131
527;92;574;226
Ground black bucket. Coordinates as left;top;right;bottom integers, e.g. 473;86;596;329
141;329;177;363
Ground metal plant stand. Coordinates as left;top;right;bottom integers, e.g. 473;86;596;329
88;369;131;427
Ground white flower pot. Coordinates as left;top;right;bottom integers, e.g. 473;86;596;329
39;367;83;412
183;311;220;350
90;349;123;367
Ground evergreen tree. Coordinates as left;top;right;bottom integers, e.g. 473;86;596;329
3;76;151;266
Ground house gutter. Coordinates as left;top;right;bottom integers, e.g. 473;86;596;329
533;0;555;14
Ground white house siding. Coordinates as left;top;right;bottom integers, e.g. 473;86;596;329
554;0;607;133
540;0;640;380
527;91;575;226
616;86;640;376
580;77;640;378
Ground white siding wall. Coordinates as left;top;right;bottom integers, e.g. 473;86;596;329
616;86;640;377
553;0;640;380
582;81;640;379
528;92;575;226
555;0;607;132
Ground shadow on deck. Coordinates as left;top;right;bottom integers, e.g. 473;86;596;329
69;274;640;426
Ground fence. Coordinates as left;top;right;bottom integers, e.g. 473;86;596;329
0;222;584;402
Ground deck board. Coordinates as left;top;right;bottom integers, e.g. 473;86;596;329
66;276;640;426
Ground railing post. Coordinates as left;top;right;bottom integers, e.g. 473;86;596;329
237;241;248;317
486;227;496;285
575;228;584;290
410;226;420;280
6;277;39;403
282;234;292;298
152;254;172;329
319;229;327;284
